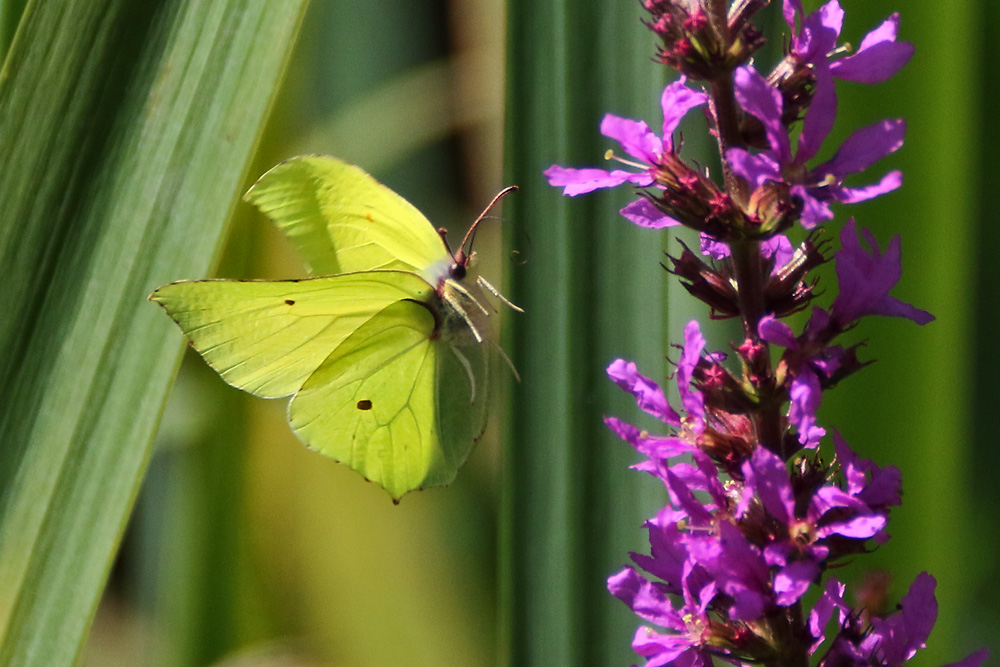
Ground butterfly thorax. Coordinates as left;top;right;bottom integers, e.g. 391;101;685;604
424;250;518;347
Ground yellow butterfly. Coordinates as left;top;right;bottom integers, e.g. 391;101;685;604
151;156;518;500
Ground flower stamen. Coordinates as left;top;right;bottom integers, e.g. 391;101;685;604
604;149;650;171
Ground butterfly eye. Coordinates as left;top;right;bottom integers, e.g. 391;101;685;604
450;262;467;280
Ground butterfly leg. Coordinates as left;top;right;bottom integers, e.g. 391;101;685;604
447;279;491;317
477;276;524;313
490;340;521;383
448;344;478;404
442;289;485;343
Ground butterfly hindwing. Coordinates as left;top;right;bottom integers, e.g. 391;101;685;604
150;271;433;399
289;297;489;500
244;156;450;277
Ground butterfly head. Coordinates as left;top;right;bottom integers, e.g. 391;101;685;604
448;249;480;282
434;185;515;289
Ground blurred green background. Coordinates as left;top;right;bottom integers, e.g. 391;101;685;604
0;0;991;665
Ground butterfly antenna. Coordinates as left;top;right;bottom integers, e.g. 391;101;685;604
457;185;518;257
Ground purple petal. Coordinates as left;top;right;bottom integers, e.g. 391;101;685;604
608;567;684;629
859;12;901;50
834;170;903;203
804;306;831;336
832;220;934;325
765;235;795;275
726;148;781;188
833;39;914;83
631;627;701;666
820;119;905;178
833;431;867;494
832;13;914;83
866;573;937;663
808;578;848;649
944;649;990;667
818;513;886;540
638;438;695;463
758;314;798;349
860;464;903;508
810;485;870;516
621;198;681;228
600;114;662;163
604;417;692;462
734;66;791;162
678;321;707;426
763;542;791;568
700;523;771;620
899;573;938;643
796;63;837;163
800;423;826;449
872;294;934;324
665;469;715;526
700;234;729;259
607;359;678;423
745;446;794;524
544;165;648;196
693;451;729;510
774;560;819;605
660;77;708;146
795;0;844;63
782;0;803;35
796;185;835;229
634;516;690;588
788;369;823;444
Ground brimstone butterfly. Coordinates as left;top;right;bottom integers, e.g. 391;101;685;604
150;155;519;501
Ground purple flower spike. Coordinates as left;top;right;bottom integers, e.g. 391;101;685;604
831;219;934;326
567;3;958;664
544;78;707;197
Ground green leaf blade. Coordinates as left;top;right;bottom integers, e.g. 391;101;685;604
0;1;310;664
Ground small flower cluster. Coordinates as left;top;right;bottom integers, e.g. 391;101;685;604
546;1;987;665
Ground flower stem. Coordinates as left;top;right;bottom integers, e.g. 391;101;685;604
708;74;747;205
705;44;785;453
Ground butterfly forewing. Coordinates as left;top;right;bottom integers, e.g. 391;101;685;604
245;156;450;276
150;272;433;399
